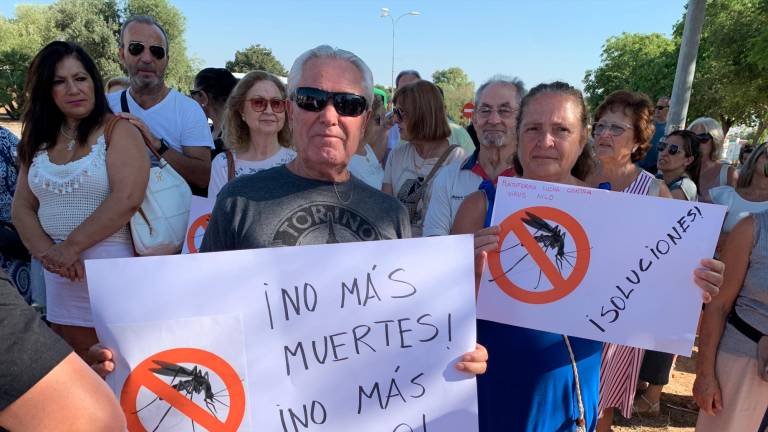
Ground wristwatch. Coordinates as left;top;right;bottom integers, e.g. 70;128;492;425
157;138;170;156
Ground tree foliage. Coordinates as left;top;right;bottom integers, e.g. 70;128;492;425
432;67;474;125
225;44;287;76
584;0;768;135
583;33;677;113
432;67;471;88
0;0;197;118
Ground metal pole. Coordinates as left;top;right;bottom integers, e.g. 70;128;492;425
390;16;395;90
666;0;707;134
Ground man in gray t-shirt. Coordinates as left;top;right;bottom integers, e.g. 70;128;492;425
201;165;409;250
200;45;410;251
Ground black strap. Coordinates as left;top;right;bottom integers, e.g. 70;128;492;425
728;311;765;343
120;90;130;113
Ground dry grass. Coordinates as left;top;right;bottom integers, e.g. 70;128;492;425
613;351;699;432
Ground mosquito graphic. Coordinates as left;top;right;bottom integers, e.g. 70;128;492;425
134;360;231;432
490;211;585;289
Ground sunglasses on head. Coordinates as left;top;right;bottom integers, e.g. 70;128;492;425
247;97;286;113
292;87;367;117
657;141;682;156
127;42;166;60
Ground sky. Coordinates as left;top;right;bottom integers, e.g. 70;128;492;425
2;0;688;89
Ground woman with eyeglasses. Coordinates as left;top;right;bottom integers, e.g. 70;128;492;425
190;68;238;159
11;41;150;358
452;82;723;431
382;80;465;236
207;71;295;197
584;90;675;431
348;90;387;189
687;117;737;202
629;129;704;417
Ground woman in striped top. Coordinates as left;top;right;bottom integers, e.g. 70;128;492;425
586;90;675;431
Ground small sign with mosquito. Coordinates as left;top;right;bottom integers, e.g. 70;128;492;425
478;177;726;355
120;347;246;432
182;196;215;254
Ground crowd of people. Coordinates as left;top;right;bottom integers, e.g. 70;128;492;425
1;13;766;432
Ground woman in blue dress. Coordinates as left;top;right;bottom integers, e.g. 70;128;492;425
452;82;724;431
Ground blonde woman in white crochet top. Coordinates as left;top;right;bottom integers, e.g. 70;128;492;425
11;42;149;359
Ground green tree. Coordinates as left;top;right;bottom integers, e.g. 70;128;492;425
225;44;287;76
432;67;474;125
681;0;768;136
125;0;197;91
50;0;122;81
432;67;471;88
583;33;677;113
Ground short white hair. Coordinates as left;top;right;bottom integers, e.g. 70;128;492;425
475;75;526;106
287;45;374;107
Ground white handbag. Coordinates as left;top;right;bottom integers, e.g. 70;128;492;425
105;117;191;255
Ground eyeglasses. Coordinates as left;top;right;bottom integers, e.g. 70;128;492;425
656;105;669;111
592;121;632;137
696;132;713;142
393;107;406;122
657;141;681;156
247;97;286;113
292;87;367;117
476;106;516;119
189;89;203;97
127;42;166;60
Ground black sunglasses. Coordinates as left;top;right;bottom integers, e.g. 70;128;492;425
696;132;713;142
658;141;681;156
127;42;166;60
292;87;367;117
656;105;668;111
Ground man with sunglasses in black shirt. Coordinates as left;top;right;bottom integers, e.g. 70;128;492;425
107;15;213;195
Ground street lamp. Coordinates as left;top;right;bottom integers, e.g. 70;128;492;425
380;8;420;90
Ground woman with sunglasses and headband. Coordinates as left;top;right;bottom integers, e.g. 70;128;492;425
12;41;149;358
207;71;295;197
383;80;465;236
656;130;702;202
688;117;738;202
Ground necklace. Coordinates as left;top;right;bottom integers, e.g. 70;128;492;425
332;178;354;204
60;125;76;151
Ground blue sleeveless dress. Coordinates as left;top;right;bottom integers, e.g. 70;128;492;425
476;180;602;432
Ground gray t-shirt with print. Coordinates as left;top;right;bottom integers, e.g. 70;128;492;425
200;165;411;251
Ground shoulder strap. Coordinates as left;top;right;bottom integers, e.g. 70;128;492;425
120;90;130;113
423;145;460;185
719;164;729;186
103;116;123;149
226;151;235;181
103;115;163;161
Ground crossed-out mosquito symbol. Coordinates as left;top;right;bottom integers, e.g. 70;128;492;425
135;360;231;432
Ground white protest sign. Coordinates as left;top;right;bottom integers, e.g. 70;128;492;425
181;196;215;254
477;177;726;355
87;236;478;432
